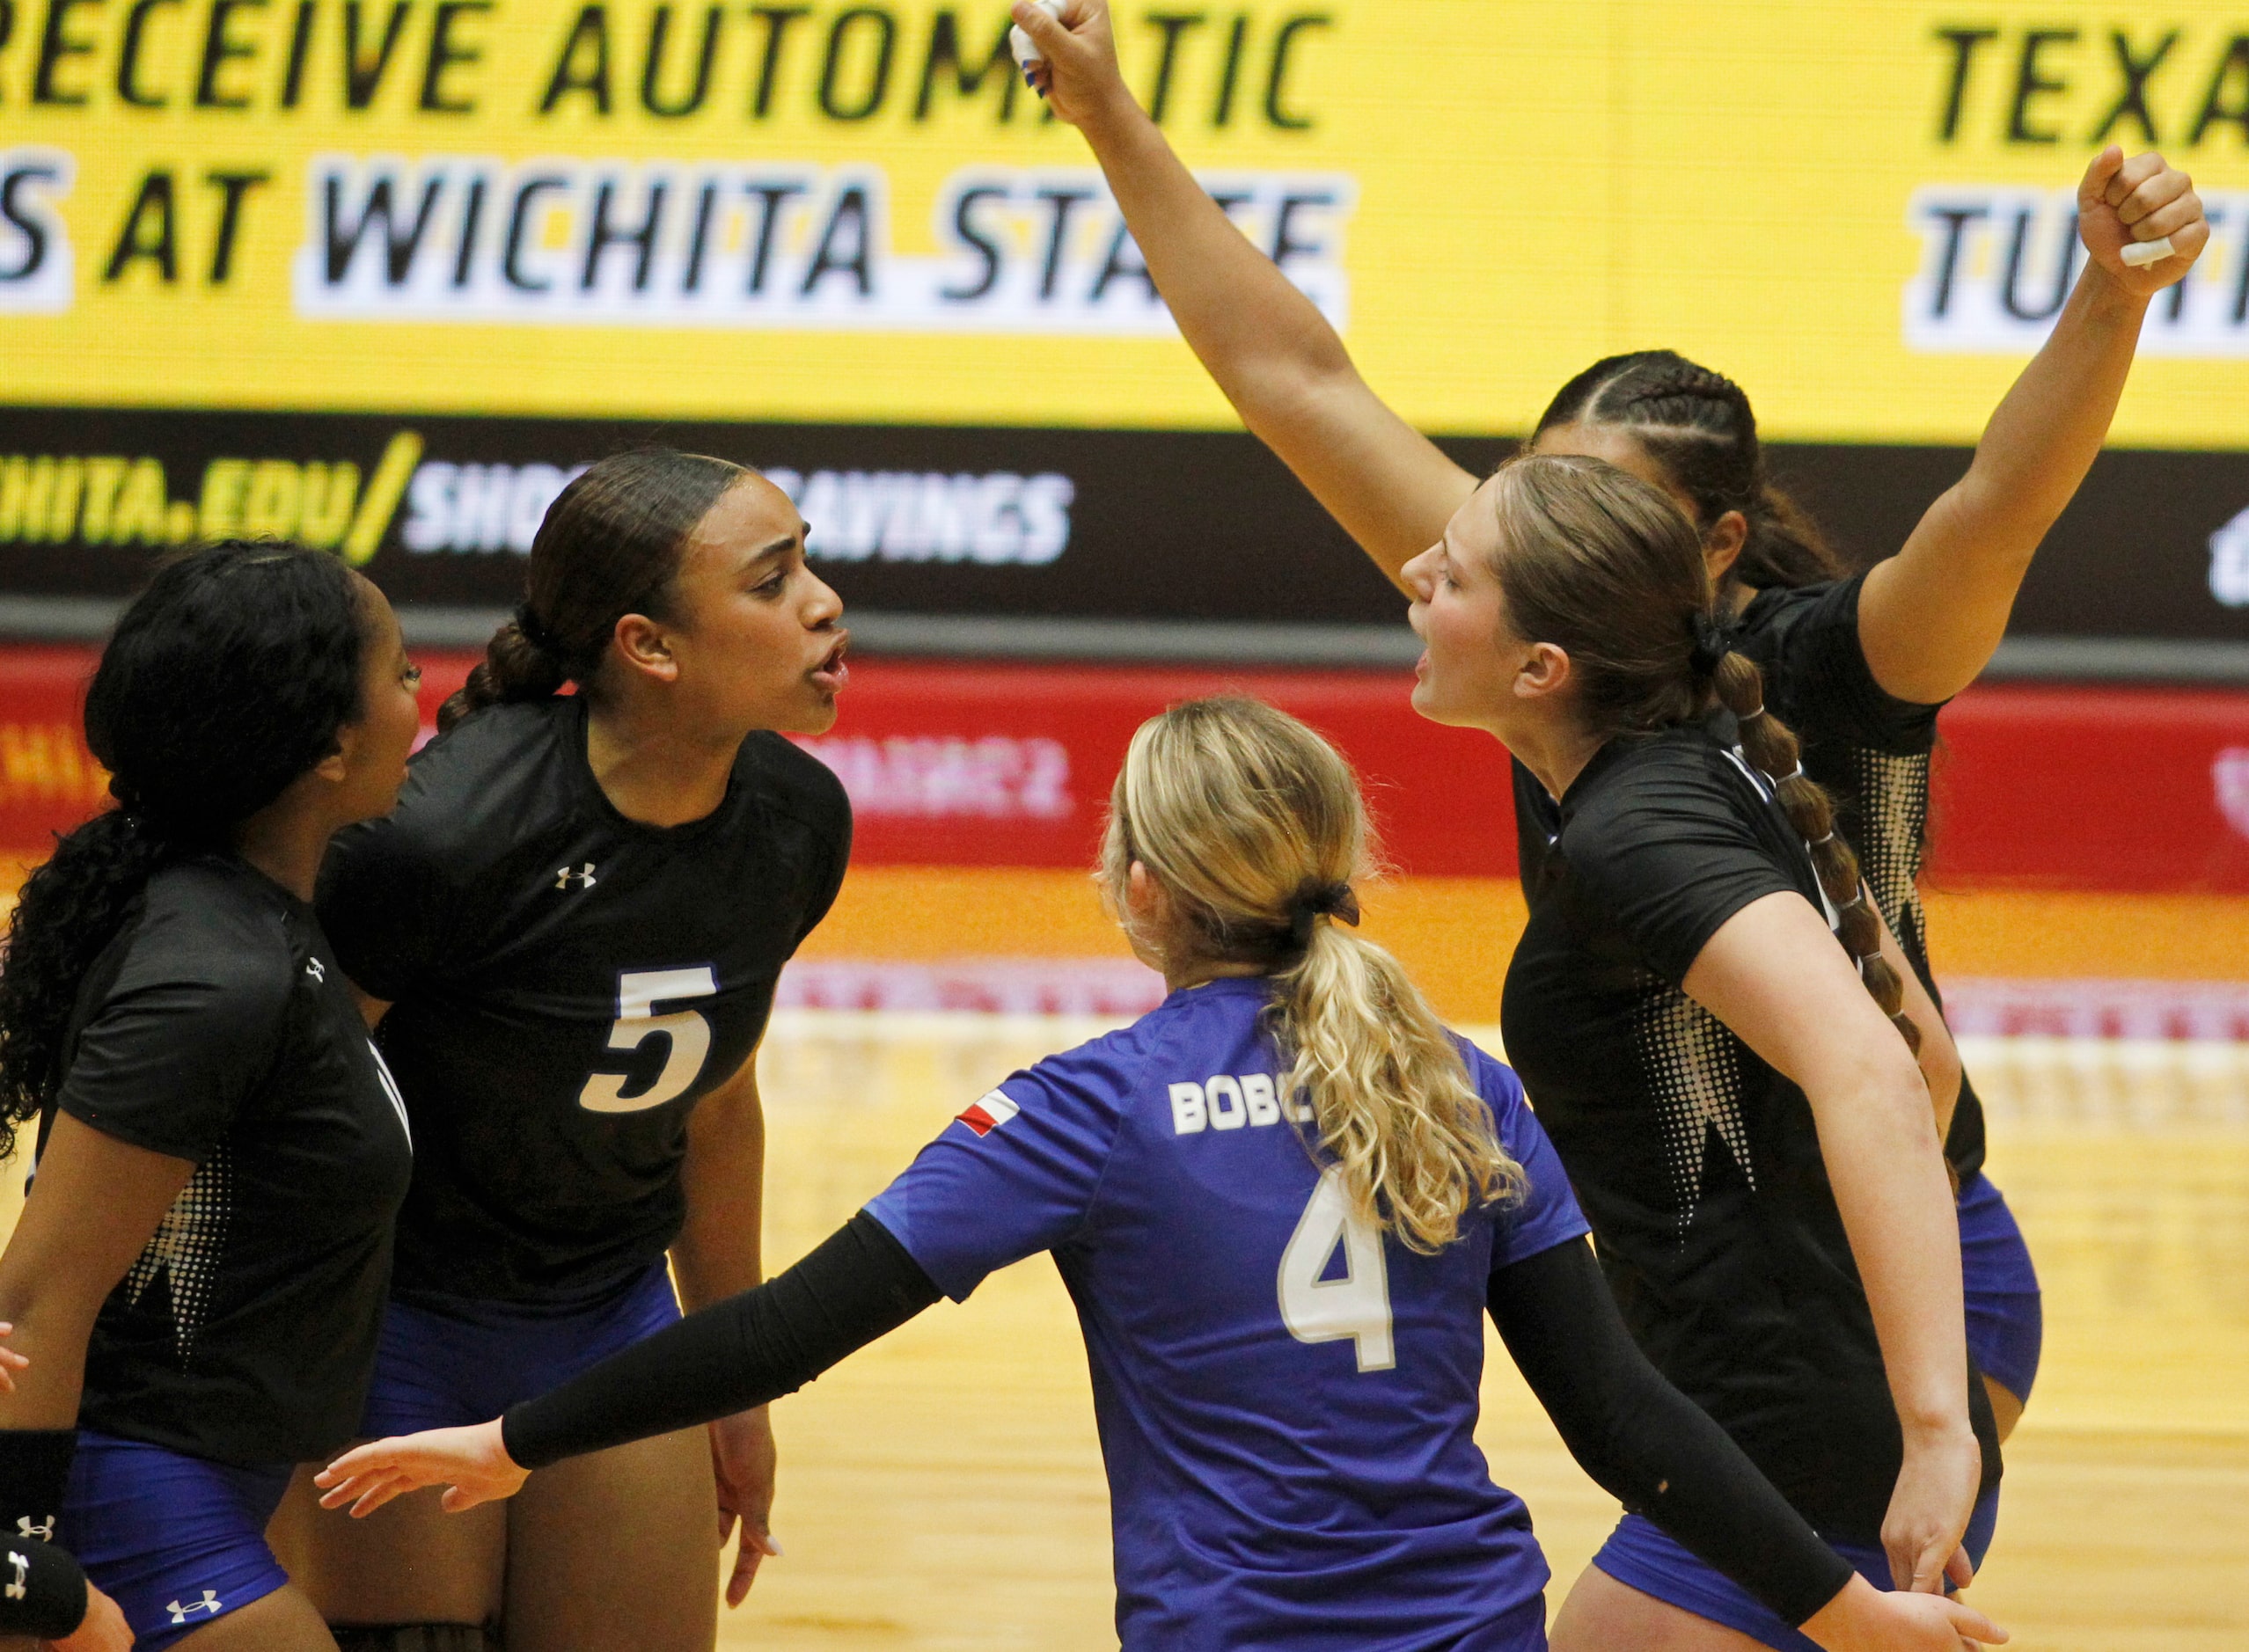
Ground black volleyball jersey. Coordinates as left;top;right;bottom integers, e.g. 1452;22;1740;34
1731;573;1982;1180
45;856;414;1467
1500;729;1999;1542
1512;572;1982;1182
317;697;851;1306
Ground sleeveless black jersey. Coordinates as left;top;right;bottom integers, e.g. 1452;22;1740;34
46;856;413;1466
1499;729;2000;1544
317;697;851;1306
1513;571;1982;1183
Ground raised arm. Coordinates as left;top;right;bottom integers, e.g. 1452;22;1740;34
1682;894;1976;1595
1860;146;2207;703
1016;0;1476;584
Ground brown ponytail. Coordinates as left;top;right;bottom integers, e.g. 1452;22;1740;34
439;449;745;733
1487;453;1918;1056
1709;650;1922;1054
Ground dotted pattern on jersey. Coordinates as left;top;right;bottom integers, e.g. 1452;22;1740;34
1632;985;1755;1239
121;1145;231;1368
1850;747;1933;972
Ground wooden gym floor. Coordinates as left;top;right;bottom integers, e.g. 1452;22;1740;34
730;1014;2248;1652
0;867;2241;1648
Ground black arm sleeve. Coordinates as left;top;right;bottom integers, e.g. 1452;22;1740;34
0;1540;89;1639
1488;1239;1857;1627
503;1212;941;1470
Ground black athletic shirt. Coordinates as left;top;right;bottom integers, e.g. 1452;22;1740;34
43;856;414;1466
1732;573;1982;1181
1499;728;2000;1543
1513;573;1982;1182
318;697;852;1307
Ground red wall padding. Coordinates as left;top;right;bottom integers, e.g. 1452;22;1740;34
1;647;2243;892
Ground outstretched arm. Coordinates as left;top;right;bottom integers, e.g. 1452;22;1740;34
1684;894;1976;1595
1016;0;1476;585
1860;146;2207;703
1491;1239;2007;1651
318;1212;941;1517
1491;1237;1852;1621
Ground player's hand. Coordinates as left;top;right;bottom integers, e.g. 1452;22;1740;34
1012;0;1132;130
312;1420;528;1517
48;1581;133;1652
1800;1573;2008;1651
2079;146;2207;296
1881;1427;1981;1595
0;1322;28;1393
709;1406;780;1607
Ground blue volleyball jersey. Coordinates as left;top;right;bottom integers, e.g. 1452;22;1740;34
864;976;1590;1651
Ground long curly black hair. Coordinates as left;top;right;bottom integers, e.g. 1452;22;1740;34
0;542;370;1161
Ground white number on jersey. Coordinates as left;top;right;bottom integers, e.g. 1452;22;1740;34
1276;1167;1396;1371
578;967;719;1114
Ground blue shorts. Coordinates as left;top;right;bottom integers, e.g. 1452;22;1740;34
1593;1487;2001;1652
359;1260;682;1435
62;1430;293;1652
1958;1171;2042;1402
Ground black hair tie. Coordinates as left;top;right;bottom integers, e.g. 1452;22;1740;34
514;602;560;657
1286;881;1361;950
1688;610;1738;676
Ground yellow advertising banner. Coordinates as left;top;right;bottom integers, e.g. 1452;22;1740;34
1;0;2245;442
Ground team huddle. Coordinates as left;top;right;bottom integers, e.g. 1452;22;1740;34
0;3;2211;1649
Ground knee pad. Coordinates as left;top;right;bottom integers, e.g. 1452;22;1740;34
332;1626;500;1652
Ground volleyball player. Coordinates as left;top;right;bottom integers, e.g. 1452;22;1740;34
0;543;422;1650
317;697;2003;1652
1396;454;2016;1645
271;451;851;1652
1014;0;2207;1446
1520;352;2059;1437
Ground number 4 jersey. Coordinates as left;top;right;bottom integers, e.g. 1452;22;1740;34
318;697;851;1307
864;976;1591;1649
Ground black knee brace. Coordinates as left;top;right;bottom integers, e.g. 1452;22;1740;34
331;1626;500;1652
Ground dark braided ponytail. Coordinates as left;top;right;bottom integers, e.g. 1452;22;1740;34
1487;453;1920;1056
0;542;369;1160
440;450;744;733
1706;646;1922;1054
1535;349;1841;591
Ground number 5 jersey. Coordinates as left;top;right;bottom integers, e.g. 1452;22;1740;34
317;696;851;1308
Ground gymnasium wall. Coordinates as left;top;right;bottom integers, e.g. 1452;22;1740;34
0;0;2241;1101
0;644;2240;1038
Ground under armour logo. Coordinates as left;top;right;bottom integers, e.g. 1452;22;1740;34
555;862;598;891
6;1551;27;1601
168;1590;223;1623
12;1517;51;1542
304;957;326;983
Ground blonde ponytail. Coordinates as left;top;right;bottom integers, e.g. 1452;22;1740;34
1102;698;1523;1253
